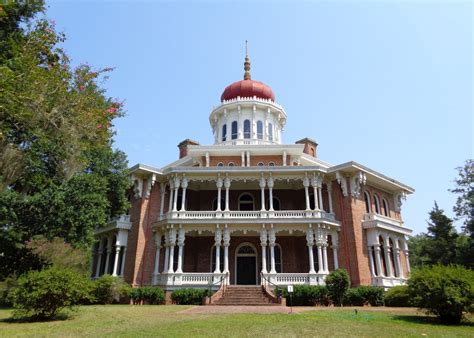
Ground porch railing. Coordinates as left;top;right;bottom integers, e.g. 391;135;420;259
165;210;336;221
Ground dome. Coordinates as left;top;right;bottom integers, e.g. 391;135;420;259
221;79;275;102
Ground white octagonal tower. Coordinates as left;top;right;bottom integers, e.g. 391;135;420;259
209;52;287;145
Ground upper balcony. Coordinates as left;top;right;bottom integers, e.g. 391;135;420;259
362;213;411;236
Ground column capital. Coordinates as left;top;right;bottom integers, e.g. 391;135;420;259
268;228;276;246
173;176;181;188
214;228;222;246
303;176;310;188
181;178;188;189
177;228;185;246
223;228;230;246
224;177;231;188
259;176;267;189
306;228;314;246
216;177;223;188
260;229;268;246
267;176;274;188
169;228;177;246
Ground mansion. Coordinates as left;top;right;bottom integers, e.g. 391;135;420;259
91;52;414;299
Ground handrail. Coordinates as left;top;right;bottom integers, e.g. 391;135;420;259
208;272;229;303
260;272;282;303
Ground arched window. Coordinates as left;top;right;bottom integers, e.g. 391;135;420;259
211;245;224;272
231;121;238;140
239;193;255;211
257;162;264;166
244;119;251;139
268;161;275;166
373;194;381;214
266;244;282;273
222;124;227;142
257;121;263;139
268;123;273;141
379;236;387;277
382;199;389;217
364;191;371;213
217;162;224;167
228;162;235;167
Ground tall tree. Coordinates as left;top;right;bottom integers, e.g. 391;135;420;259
0;1;131;279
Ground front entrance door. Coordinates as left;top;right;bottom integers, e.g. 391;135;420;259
235;244;257;285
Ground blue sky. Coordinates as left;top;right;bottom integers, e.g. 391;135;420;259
46;1;472;234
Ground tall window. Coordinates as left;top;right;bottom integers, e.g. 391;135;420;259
364;191;371;213
268;123;273;141
257;121;263;139
266;244;282;273
231;121;238;140
211;245;224;272
373;194;381;214
382;199;389;217
222;124;227;142
389;238;397;277
244;119;251;139
239;193;255;211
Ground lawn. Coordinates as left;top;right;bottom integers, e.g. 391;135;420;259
0;306;472;337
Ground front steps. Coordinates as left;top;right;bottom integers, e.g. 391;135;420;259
212;286;280;306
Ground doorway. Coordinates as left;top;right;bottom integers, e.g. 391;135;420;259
235;243;257;285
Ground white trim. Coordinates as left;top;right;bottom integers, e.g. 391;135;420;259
234;242;258;285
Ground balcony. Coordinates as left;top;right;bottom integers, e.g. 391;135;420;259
94;214;132;236
362;213;411;236
158;209;338;226
372;276;407;288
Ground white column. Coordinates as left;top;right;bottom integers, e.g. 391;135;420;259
394;247;402;278
168;180;174;213
216;177;223;211
153;233;162;282
104;237;112;275
306;228;316;274
332;232;339;270
95;239;104;278
259;176;266;211
303;177;311;210
368;246;376;277
260;229;268;274
167;228;177;273
317;244;323;274
112;245;120;276
241;151;245;167
172;177;180;212
180;178;188;211
176;228;185;273
268;177;274;211
403;240;411;275
214;228;222;274
120;247;127;277
282;151;287;166
311;177;319;210
159;183;166;218
322;243;329;273
246;151;250;167
162;231;170;274
318;187;324;211
224;177;231;211
223;228;230;274
384;238;393;277
327;182;334;214
269;228;276;274
374;245;383;277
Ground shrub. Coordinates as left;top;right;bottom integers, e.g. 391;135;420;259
91;275;130;304
171;288;207;305
407;265;474;324
344;286;384;306
325;269;350;306
281;285;329;306
9;267;92;320
384;286;412;307
129;287;165;305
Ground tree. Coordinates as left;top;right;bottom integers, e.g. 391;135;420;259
325;269;350;306
0;2;131;279
450;159;474;236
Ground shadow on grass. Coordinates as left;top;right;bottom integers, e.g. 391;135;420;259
393;315;474;327
0;312;70;324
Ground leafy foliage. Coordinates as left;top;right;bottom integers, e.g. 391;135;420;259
407;265;474;324
280;285;329;306
171;288;207;305
343;286;384;306
129;287;165;305
0;2;131;279
91;275;130;305
384;285;412;307
325;269;350;306
9;267;92;320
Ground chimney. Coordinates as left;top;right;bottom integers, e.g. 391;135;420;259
295;137;318;158
178;139;200;158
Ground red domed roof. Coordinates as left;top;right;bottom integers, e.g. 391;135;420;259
221;79;275;102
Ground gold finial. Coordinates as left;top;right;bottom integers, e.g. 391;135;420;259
244;40;251;80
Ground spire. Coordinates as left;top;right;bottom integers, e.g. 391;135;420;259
244;40;251;80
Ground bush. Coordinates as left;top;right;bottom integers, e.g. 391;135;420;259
91;275;130;304
171;288;207;305
9;267;92;320
129;287;165;305
384;286;412;307
325;269;350;306
408;265;474;324
344;286;384;306
280;285;329;306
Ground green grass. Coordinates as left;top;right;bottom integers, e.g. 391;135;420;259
0;306;472;337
